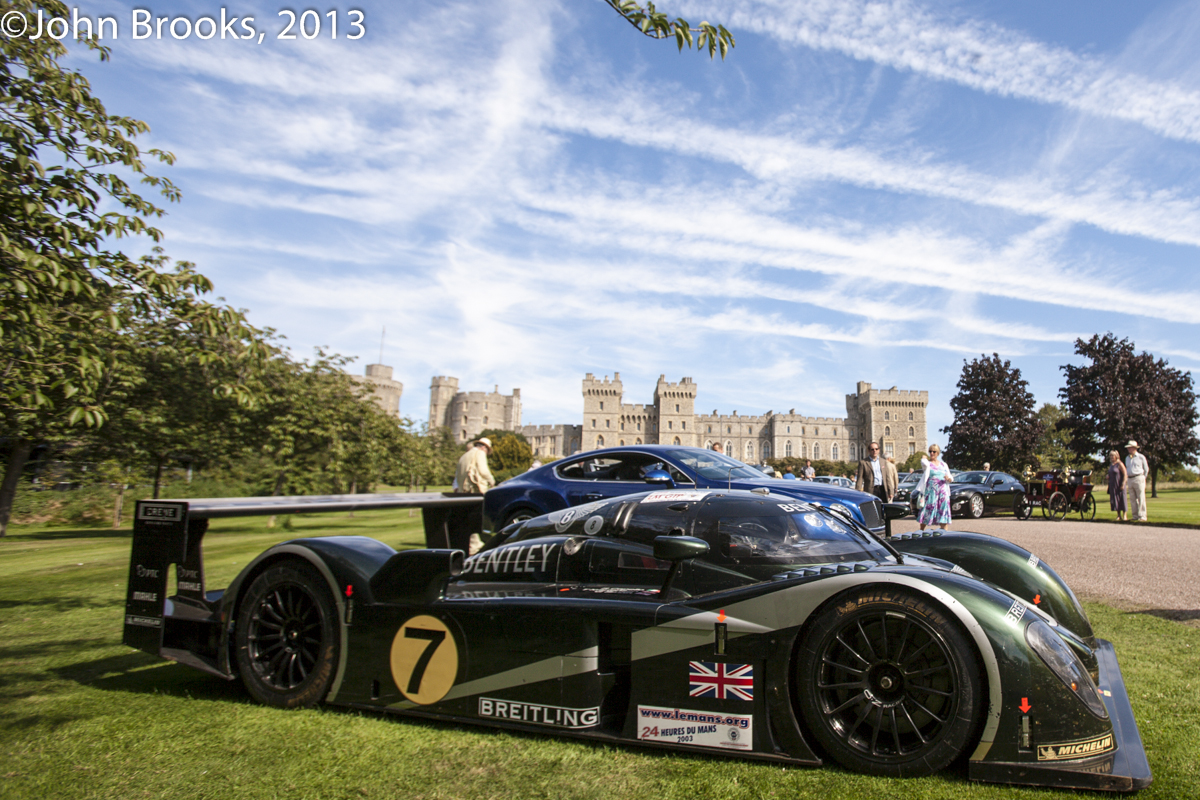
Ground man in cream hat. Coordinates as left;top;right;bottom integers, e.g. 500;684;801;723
455;438;496;553
1124;440;1149;522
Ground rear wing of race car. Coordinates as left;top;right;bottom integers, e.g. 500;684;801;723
123;492;483;665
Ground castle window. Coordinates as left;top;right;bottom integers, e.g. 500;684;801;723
832;428;837;436
597;436;604;447
619;440;625;446
620;422;625;431
832;444;839;460
673;436;681;445
636;438;642;445
908;412;914;421
637;421;642;431
707;425;712;433
605;419;610;428
592;419;596;428
785;441;792;457
885;442;894;458
909;427;915;437
802;427;806;435
910;443;917;455
668;421;673;430
484;403;488;410
746;442;754;460
787;426;791;433
815;427;819;435
483;416;488;425
727;426;731;434
813;443;821;459
762;442;770;459
725;440;732;454
682;422;686;430
884;411;890;421
885;426;891;436
600;401;604;410
675;404;680;413
463;416;468;425
850;443;857;459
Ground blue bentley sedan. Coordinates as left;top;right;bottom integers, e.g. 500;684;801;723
484;445;888;534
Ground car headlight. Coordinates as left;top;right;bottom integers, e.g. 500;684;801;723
1025;619;1108;719
828;503;853;519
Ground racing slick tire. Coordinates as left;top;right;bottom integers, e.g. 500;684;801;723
795;588;984;777
235;560;339;709
1047;491;1069;522
1013;494;1032;520
1079;493;1096;521
966;494;985;520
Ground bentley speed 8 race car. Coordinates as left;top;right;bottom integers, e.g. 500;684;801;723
123;488;1150;792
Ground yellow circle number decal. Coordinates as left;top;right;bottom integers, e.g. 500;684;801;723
390;615;458;704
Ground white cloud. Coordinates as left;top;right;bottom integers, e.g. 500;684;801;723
682;0;1200;143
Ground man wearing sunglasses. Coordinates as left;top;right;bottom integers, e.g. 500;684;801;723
854;442;897;503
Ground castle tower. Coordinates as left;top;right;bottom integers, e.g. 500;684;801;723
429;376;459;431
654;375;697;447
582;372;623;450
846;381;929;463
352;364;404;418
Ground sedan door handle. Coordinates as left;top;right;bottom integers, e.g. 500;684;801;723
584;493;604;501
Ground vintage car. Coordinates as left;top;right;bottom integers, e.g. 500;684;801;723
124;490;1149;792
484;445;888;536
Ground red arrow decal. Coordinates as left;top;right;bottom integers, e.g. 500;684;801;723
1033;594;1041;605
718;609;727;622
1019;697;1032;713
345;584;353;598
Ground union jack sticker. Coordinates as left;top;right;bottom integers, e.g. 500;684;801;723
688;661;754;701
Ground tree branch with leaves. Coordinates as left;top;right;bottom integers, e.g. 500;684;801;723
603;0;735;58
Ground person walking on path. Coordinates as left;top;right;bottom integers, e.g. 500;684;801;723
455;438;496;554
918;444;953;531
1124;440;1149;522
855;442;898;503
1107;450;1128;521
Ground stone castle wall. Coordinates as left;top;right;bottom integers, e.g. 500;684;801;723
428;373;928;463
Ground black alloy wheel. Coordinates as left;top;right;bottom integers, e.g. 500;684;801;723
1013;494;1032;520
966;494;985;520
235;561;339;708
796;588;984;777
502;509;537;528
1079;493;1096;521
1047;491;1069;521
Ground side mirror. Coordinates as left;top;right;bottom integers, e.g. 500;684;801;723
643;469;674;487
653;535;709;562
653;535;708;599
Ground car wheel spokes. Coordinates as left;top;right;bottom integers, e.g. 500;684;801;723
247;582;323;690
816;611;959;759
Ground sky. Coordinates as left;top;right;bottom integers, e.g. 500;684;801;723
58;0;1200;439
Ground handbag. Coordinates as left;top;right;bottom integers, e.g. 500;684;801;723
913;489;926;510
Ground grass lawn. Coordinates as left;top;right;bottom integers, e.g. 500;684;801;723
2;510;1198;799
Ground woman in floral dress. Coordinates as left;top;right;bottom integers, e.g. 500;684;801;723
918;444;953;531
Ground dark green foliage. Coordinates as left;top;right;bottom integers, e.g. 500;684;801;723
942;354;1042;473
768;458;856;478
1059;333;1200;497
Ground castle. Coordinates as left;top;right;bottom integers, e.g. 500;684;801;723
425;373;929;463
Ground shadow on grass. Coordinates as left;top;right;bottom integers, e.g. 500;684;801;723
0;596;123;612
52;654;255;704
10;527;133;540
1128;608;1200;622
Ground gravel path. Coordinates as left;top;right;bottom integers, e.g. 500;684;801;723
891;516;1200;620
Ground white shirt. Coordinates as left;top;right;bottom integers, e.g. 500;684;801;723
1125;452;1148;478
870;457;882;485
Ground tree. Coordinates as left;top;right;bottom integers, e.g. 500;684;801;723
1033;403;1077;471
900;451;925;473
0;2;263;534
604;1;735;58
942;354;1042;474
1060;333;1200;497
